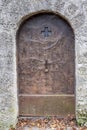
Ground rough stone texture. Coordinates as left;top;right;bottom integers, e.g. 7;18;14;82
0;0;87;129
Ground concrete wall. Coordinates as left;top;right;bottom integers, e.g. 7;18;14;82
0;0;87;129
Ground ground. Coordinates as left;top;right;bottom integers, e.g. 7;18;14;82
9;115;87;130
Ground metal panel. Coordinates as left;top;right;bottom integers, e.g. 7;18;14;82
17;13;75;117
19;95;75;117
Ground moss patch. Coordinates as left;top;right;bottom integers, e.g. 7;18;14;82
77;110;87;126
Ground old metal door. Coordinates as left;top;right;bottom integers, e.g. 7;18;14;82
17;13;75;117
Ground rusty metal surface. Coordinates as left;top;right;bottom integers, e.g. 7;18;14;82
19;95;75;117
17;13;75;116
18;13;75;95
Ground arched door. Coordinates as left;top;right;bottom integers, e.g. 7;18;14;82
17;13;75;117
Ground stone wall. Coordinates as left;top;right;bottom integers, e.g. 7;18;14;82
0;0;87;129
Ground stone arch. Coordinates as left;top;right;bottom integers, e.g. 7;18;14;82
1;0;87;129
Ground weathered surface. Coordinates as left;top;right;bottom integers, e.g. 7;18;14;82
0;0;87;129
18;13;75;95
18;13;75;117
19;95;75;117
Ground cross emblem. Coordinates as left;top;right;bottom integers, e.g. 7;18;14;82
41;27;52;37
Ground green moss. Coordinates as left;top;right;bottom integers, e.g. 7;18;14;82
0;121;16;130
77;110;87;126
9;125;15;130
8;107;15;113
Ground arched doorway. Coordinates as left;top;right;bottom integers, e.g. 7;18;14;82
17;12;75;117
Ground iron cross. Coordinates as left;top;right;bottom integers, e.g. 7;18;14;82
41;27;52;37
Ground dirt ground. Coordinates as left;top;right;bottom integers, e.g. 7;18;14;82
10;115;87;130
